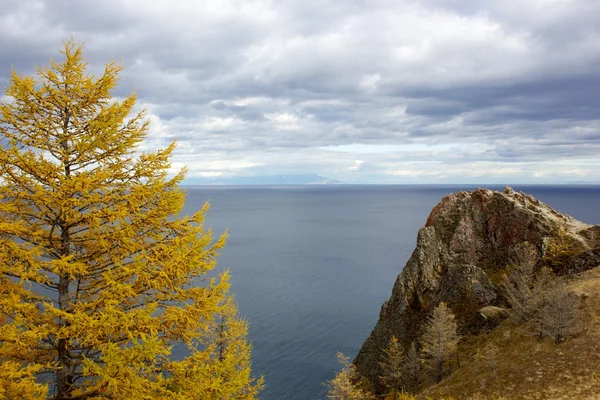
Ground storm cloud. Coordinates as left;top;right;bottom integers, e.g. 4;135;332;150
1;0;599;183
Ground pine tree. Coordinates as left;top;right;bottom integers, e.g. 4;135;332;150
327;352;375;400
420;302;459;383
379;336;404;398
0;40;261;399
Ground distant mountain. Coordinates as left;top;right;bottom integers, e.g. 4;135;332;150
183;174;341;185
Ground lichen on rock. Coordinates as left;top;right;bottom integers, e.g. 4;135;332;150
354;187;600;392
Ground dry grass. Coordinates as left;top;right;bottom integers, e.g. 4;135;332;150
418;267;600;400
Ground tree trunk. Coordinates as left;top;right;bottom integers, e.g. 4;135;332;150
56;275;71;399
56;222;72;399
57;108;73;399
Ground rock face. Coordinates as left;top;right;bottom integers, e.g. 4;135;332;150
354;187;600;390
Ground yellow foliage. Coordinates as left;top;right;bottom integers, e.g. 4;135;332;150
379;336;405;394
0;361;47;400
384;390;417;400
0;39;261;399
327;352;376;400
164;298;264;399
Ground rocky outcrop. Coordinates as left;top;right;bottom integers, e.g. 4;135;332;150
354;187;600;390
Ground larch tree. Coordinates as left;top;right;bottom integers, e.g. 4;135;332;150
402;342;420;395
503;261;537;322
0;40;262;399
476;343;499;391
538;282;580;343
502;260;579;341
379;336;404;398
166;297;263;399
326;352;375;400
420;302;459;383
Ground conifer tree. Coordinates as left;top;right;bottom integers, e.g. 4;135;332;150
503;261;537;322
503;262;579;341
166;298;263;399
503;262;555;326
403;342;420;394
327;352;375;400
0;40;261;399
379;336;404;398
538;281;580;343
476;343;499;391
420;302;459;383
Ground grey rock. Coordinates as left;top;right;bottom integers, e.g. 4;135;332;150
354;188;600;391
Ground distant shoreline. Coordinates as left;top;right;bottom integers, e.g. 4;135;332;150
180;183;600;187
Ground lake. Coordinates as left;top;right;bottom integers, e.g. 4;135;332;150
179;185;600;399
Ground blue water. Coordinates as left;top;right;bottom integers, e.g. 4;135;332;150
179;185;600;400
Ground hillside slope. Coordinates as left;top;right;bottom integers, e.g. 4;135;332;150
354;187;600;397
421;266;600;399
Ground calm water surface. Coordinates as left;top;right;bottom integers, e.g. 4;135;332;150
179;185;600;400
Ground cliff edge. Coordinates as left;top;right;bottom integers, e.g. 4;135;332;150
354;187;600;391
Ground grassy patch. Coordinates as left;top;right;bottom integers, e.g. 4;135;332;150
418;267;600;399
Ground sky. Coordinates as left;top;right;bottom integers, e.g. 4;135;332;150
1;0;599;184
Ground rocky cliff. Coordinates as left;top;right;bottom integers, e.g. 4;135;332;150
354;187;600;389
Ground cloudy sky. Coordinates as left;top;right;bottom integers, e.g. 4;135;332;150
1;0;599;184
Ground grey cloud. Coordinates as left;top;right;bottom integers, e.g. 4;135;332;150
1;0;599;183
400;74;600;121
208;101;266;121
